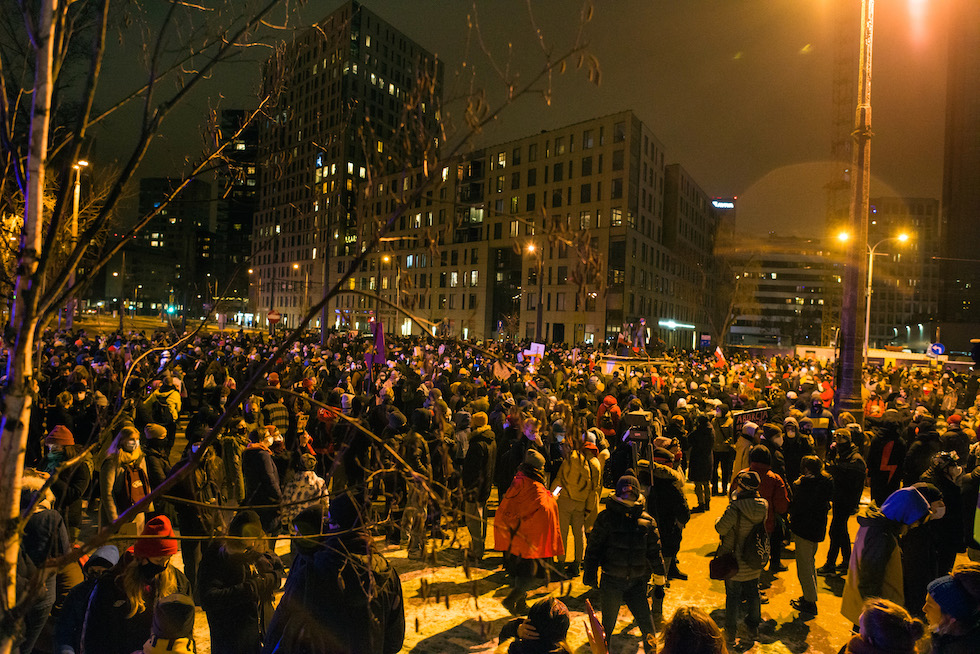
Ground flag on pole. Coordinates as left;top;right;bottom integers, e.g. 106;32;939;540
714;346;727;368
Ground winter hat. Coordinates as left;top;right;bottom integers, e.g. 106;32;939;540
948;414;963;425
931;451;961;471
328;491;364;530
735;470;761;492
85;545;120;571
742;421;759;437
602;395;617;407
150;593;196;642
471;412;489;429
144;424;167;440
523;449;546;471
453;411;472;430
45;425;74;446
526;597;570;645
266;372;280;385
652;447;674;464
552;419;565;434
615;470;642;501
135;516;179;558
927;575;978;621
229;509;264;539
749;444;772;465
302;378;315;391
582;430;599;452
880;487;931;525
387;410;408;432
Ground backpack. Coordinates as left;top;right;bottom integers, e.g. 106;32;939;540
151;394;174;426
112;462;150;511
741;518;771;569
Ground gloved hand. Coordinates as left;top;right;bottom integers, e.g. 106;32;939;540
652;584;666;599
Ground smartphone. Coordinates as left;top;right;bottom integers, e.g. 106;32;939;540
552;486;562;497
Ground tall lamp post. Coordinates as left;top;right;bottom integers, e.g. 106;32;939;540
66;159;88;330
837;0;876;425
843;232;910;359
527;243;544;342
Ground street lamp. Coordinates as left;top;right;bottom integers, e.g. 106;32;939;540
865;233;910;358
527;243;543;342
67;160;88;330
837;0;876;425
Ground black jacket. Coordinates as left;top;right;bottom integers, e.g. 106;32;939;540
789;473;834;542
584;497;666;585
828;446;867;515
262;531;404;654
198;543;284;654
461;426;496;503
866;430;907;506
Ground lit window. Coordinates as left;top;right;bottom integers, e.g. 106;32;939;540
470;270;479;286
450;272;459;287
497;152;506;168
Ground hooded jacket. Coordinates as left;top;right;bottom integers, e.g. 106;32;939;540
262;531;404;654
789;472;834;542
841;505;906;624
461;425;497;504
714;495;769;581
494;469;564;560
583;496;666;585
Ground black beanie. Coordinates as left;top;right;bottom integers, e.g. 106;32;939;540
749;444;771;465
526;597;570;645
229;509;264;539
152;593;195;641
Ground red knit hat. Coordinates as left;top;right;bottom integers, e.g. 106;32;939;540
135;516;179;558
45;425;75;446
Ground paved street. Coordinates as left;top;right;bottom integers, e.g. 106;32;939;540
393;480;867;653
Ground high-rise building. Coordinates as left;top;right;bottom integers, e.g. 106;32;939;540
253;0;441;331
133;177;212;318
215;109;259;321
345;110;719;346
729;236;843;347
868;197;941;351
940;0;980;328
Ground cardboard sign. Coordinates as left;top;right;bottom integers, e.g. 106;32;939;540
732;407;771;433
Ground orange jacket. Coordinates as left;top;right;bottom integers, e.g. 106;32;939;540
494;471;564;559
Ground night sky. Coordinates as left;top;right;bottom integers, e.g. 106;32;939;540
96;0;946;238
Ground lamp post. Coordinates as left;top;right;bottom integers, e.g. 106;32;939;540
527;243;544;342
67;159;88;330
837;0;875;425
863;233;909;358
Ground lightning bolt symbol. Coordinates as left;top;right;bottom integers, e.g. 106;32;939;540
880;440;897;483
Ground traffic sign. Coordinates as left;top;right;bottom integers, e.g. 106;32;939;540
267;309;281;324
927;342;945;358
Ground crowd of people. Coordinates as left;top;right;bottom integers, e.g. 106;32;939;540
11;324;980;653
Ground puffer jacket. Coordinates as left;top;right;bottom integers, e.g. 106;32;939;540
841;505;905;624
714;495;769;582
583;496;666;585
461;425;496;504
789;472;834;542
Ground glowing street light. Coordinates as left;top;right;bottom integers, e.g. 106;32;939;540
865;233;911;358
526;242;543;341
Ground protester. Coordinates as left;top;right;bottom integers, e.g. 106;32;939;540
659;606;729;654
840;598;924;654
789;455;834;618
496;597;574;654
583;471;666;652
494;449;563;615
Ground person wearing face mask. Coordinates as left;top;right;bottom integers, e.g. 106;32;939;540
819;430;868;576
841;486;935;626
99;426;152;534
710;404;735;497
241;426;283;536
81;515;190;654
920;452;967;576
788;456;834;618
198;510;284;654
220;419;250;504
781;417;814;489
53;545;119;654
43;425;92;540
901;482;948;619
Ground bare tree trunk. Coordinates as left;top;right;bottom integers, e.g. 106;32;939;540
0;1;57;651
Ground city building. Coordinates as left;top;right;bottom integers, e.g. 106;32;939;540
130;177;213;318
867;197;941;351
728;236;843;347
341;110;719;347
940;0;980;346
215;109;259;323
252;0;442;331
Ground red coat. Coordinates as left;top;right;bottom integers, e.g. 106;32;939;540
747;462;789;534
494;471;564;559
